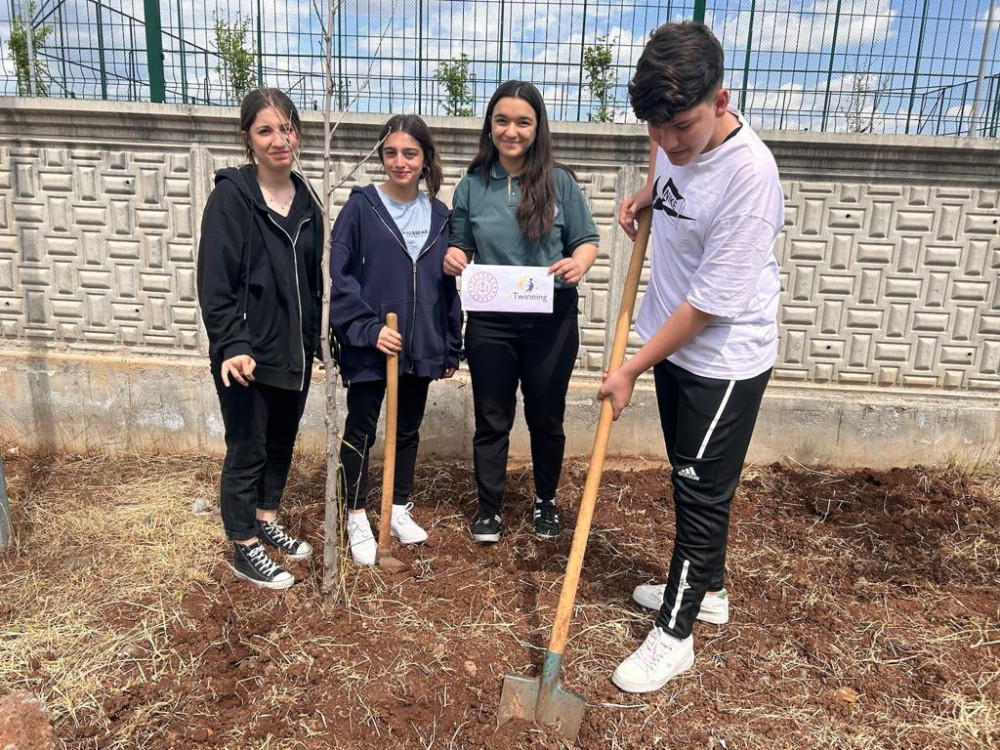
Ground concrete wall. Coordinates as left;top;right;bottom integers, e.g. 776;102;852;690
1;99;998;467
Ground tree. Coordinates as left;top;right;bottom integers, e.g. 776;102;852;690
214;16;256;103
0;451;10;550
435;54;475;117
583;36;616;123
8;0;52;97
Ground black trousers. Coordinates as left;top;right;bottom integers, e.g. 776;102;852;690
652;359;771;638
339;374;431;511
212;368;310;542
465;287;579;515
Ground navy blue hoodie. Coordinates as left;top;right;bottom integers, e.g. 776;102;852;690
197;165;322;391
331;184;461;383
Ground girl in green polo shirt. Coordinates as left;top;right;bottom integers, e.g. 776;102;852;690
444;80;600;543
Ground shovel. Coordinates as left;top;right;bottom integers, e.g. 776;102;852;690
499;207;653;741
376;312;408;574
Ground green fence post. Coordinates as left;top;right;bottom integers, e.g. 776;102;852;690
693;0;706;24
820;0;844;131
0;453;10;550
738;0;756;111
256;0;264;87
904;0;930;135
144;0;166;102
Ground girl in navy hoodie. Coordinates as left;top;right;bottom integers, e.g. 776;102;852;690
331;115;461;565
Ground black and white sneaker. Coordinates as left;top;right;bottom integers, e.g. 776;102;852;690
257;519;313;561
231;542;294;590
470;509;501;543
533;498;560;538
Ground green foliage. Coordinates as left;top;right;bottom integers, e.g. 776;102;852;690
435;53;474;117
583;36;615;123
214;16;256;103
8;1;52;97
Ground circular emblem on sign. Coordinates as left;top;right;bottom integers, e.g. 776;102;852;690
467;271;499;304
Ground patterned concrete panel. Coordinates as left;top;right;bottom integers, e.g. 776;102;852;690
0;101;998;399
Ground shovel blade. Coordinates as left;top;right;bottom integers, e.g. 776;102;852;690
499;673;586;741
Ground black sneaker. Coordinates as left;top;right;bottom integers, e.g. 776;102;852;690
231;542;294;590
533;499;560;538
470;509;501;543
257;518;313;561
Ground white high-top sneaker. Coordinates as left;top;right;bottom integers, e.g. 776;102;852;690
390;502;428;544
346;512;377;566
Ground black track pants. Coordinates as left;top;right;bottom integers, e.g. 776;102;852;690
212;369;310;542
465;288;579;515
339;374;431;511
652;359;771;638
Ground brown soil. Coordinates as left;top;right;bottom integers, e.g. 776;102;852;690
1;451;998;749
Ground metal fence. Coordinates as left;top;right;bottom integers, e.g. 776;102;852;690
2;0;998;135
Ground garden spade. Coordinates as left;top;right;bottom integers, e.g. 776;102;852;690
499;207;653;741
376;313;408;573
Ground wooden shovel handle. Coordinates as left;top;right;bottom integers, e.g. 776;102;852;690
377;313;399;557
548;207;653;654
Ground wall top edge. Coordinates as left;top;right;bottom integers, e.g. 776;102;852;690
2;97;998;155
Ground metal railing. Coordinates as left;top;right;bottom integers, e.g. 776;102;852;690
2;0;997;135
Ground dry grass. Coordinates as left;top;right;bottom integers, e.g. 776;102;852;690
1;448;998;749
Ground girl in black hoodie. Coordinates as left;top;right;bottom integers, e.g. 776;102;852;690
331;115;461;565
197;89;322;589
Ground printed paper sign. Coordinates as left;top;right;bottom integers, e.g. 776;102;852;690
461;264;554;313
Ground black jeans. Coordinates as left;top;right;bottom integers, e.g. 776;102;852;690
339;374;431;511
212;368;310;542
652;359;771;638
465;287;579;515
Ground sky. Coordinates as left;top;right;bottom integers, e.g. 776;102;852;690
0;0;997;135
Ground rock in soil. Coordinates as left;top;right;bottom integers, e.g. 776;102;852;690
0;691;57;750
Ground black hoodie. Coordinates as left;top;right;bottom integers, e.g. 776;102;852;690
197;165;323;391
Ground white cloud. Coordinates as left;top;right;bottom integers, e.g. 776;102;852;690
709;0;896;54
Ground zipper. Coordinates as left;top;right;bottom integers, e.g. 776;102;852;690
267;212;311;392
371;204;448;374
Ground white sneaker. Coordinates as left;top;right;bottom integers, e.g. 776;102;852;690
346;512;377;566
390;502;428;545
632;585;730;625
612;627;694;693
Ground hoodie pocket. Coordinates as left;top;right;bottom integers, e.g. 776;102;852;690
246;283;282;353
409;298;447;364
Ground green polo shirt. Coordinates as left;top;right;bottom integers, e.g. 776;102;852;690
448;163;600;289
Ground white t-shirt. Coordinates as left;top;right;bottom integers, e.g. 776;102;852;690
635;110;783;380
376;186;432;262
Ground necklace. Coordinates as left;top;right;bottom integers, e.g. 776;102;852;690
260;182;295;210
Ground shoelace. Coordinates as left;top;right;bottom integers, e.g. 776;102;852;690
261;521;297;550
246;545;281;577
639;630;676;668
534;503;558;522
393;502;419;530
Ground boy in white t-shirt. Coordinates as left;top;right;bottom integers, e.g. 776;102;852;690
598;21;784;694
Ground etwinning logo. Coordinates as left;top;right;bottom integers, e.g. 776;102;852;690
511;275;546;302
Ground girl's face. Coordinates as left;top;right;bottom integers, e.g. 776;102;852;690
381;131;425;191
245;107;298;173
490;96;537;169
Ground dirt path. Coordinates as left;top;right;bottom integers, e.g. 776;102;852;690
1;451;997;749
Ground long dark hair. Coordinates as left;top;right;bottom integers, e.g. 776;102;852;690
377;114;444;198
239;88;302;165
468;81;555;241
